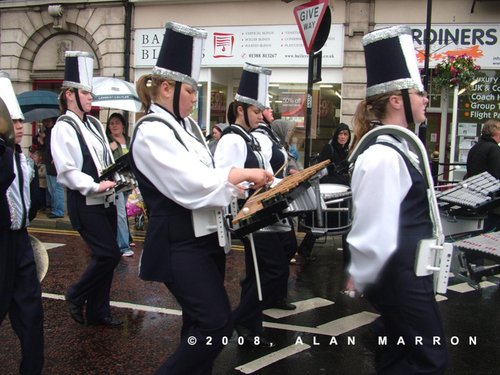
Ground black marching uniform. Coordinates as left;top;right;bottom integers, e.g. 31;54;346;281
215;124;290;338
51;111;121;323
252;124;298;301
130;105;237;374
1;140;44;374
349;138;448;374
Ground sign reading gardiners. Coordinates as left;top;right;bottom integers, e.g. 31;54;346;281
377;24;500;69
293;0;330;54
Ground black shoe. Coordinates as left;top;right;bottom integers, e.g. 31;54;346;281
236;326;275;348
87;316;123;327
66;298;85;325
272;299;297;310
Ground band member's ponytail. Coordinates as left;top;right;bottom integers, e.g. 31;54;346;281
350;91;397;152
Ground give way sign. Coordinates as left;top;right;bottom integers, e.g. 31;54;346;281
293;0;330;54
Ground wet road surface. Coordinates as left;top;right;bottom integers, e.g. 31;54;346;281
1;226;499;374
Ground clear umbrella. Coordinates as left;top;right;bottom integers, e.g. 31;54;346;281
92;77;142;112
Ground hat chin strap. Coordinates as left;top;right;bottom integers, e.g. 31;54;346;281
173;81;182;120
74;89;86;113
401;89;415;128
243;104;251;129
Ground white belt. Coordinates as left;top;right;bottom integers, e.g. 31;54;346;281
86;191;116;207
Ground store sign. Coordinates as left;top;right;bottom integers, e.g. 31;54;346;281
135;24;343;68
462;74;500;121
379;24;500;69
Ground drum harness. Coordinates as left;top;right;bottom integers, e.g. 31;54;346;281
348;125;453;294
57;114;119;207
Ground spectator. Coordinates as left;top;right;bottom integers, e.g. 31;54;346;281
106;112;134;257
298;123;352;266
318;123;351;185
41;117;65;219
31;149;48;211
208;123;227;154
466;118;500;231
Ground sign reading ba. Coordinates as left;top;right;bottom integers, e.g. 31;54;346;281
294;0;331;54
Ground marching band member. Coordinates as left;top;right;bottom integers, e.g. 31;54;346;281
0;73;44;374
129;22;272;374
251;108;298;310
347;26;448;374
214;63;288;346
51;51;123;327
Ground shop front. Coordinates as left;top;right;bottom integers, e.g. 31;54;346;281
408;23;500;183
134;23;345;155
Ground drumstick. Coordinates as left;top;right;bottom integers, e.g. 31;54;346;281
249;161;287;197
247;233;263;301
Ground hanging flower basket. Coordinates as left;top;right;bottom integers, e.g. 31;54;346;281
433;54;481;92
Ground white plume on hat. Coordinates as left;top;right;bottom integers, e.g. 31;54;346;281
0;71;24;121
63;51;94;92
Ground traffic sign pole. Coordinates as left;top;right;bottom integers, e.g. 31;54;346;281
294;0;331;167
305;52;314;167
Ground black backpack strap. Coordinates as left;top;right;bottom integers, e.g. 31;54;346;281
132;114;188;152
252;124;282;147
221;125;261;152
56;115;85;148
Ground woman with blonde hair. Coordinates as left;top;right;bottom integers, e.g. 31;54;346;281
129;22;272;374
347;26;448;374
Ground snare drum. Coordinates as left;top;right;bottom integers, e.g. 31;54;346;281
301;183;352;235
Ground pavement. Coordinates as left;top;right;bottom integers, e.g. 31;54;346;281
1;210;499;374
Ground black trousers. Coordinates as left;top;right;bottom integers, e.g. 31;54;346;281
66;202;121;321
0;229;44;375
233;231;290;334
156;234;232;375
366;269;448;375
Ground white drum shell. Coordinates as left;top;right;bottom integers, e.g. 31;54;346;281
301;183;353;235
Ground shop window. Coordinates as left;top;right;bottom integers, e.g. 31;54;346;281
425;69;498;182
267;83;342;155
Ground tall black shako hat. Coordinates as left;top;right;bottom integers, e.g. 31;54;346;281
362;25;423;125
363;25;423;96
63;51;94;113
63;51;93;92
153;22;207;90
235;63;272;111
153;22;207;119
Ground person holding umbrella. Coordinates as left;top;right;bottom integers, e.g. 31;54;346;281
51;51;123;327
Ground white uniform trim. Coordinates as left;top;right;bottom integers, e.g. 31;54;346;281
51;111;110;196
347;135;413;291
132;104;238;210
